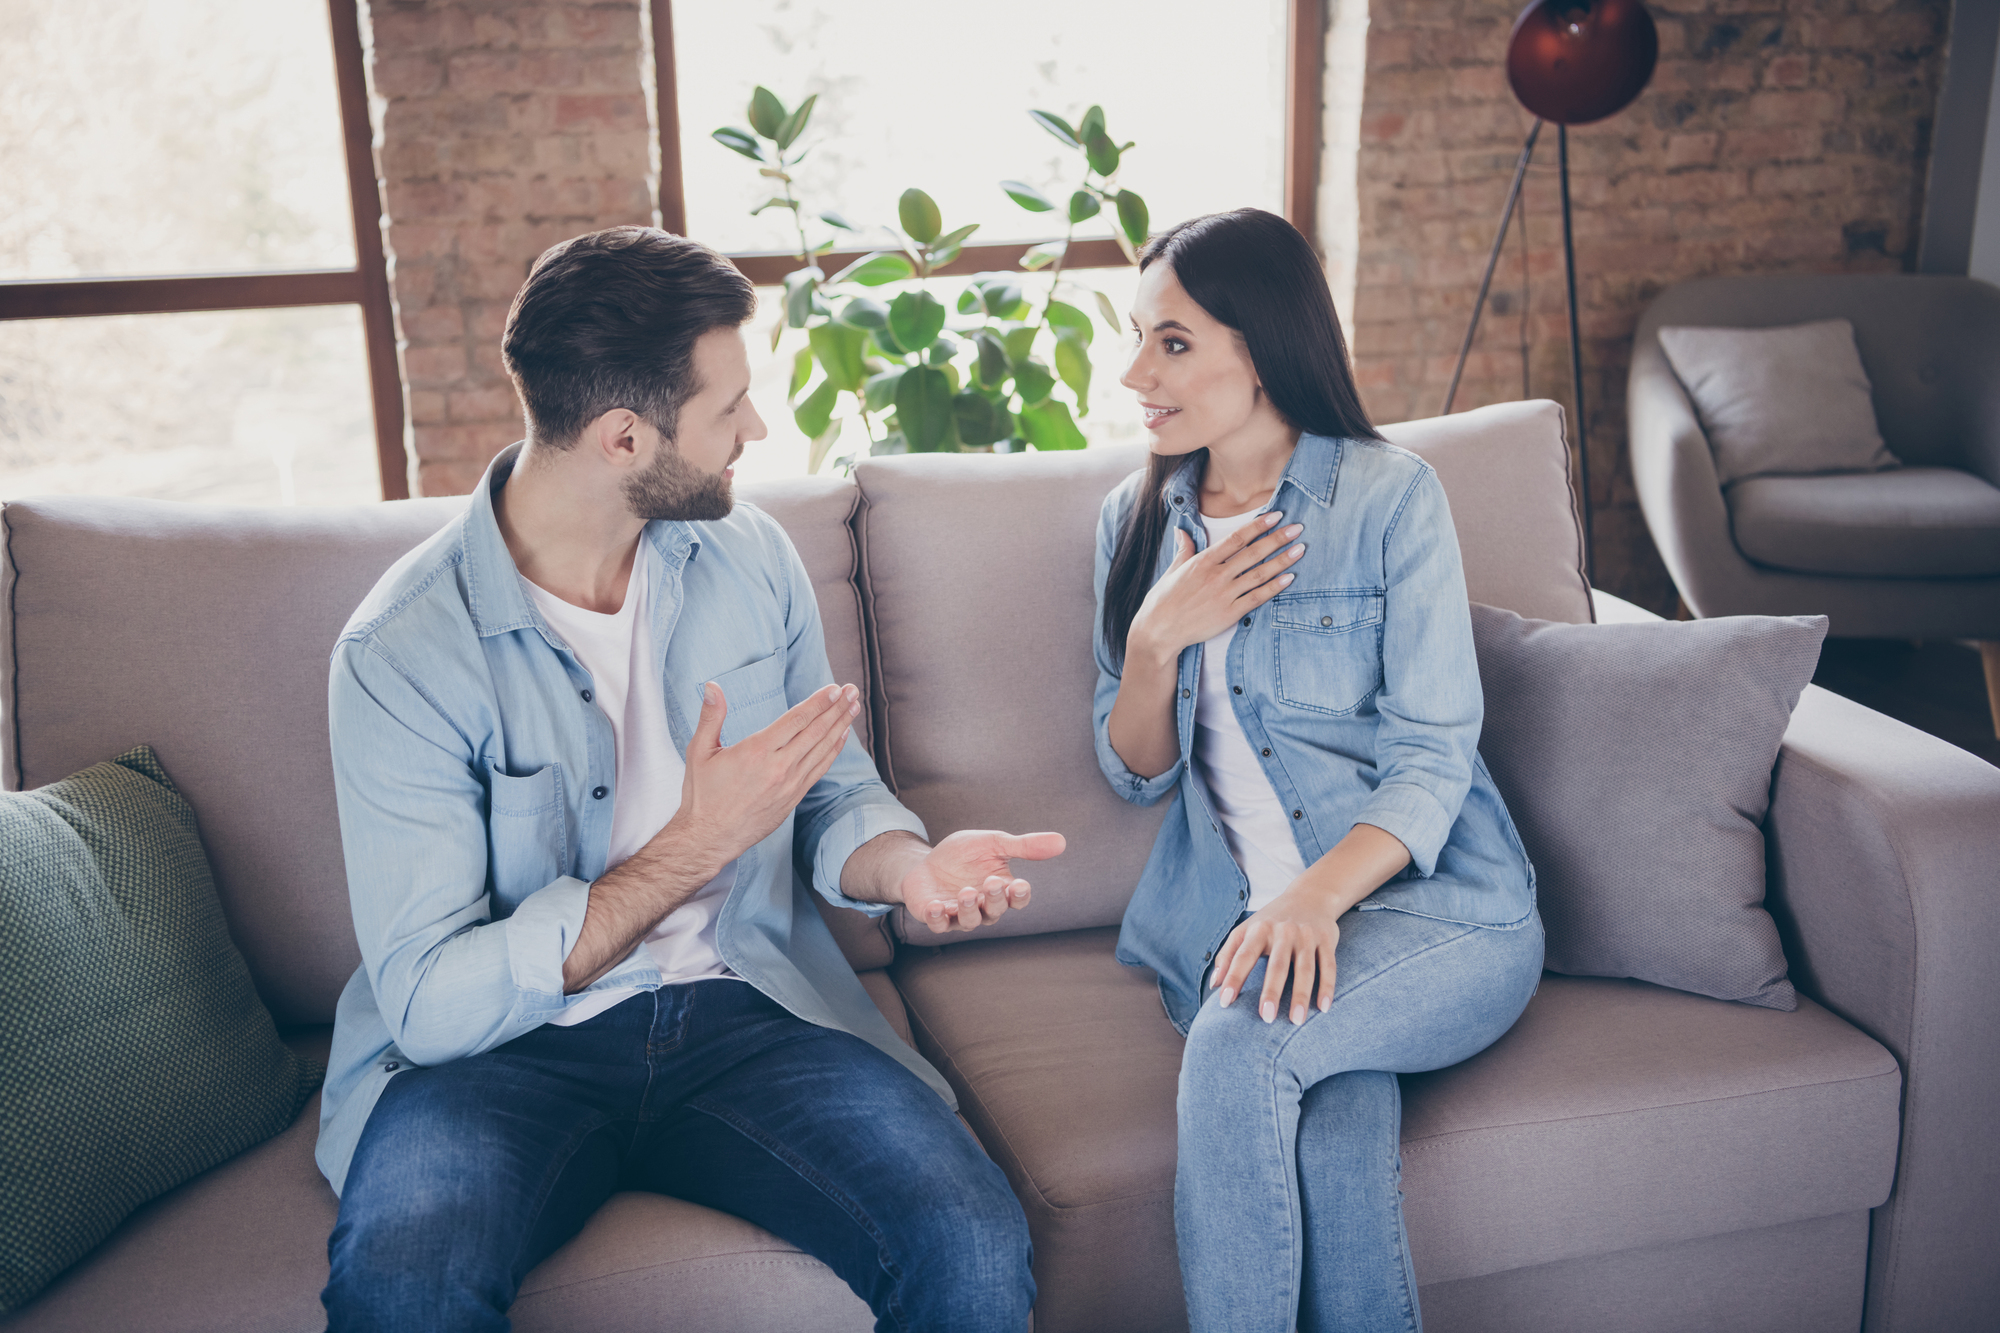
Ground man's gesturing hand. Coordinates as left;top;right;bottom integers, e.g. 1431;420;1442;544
899;829;1067;934
669;680;861;874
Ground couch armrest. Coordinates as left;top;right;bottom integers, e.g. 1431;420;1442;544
1765;685;2000;1332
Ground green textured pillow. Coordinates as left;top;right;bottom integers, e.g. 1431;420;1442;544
0;746;322;1314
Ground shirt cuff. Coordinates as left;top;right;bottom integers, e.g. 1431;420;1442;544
812;801;930;916
1095;729;1183;806
502;875;594;995
1355;783;1455;878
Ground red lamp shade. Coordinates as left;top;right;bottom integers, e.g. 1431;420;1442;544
1507;0;1659;126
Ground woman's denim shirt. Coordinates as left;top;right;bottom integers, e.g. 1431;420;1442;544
1093;433;1536;1033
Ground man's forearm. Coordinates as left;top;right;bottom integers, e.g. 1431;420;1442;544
838;828;931;906
562;822;728;993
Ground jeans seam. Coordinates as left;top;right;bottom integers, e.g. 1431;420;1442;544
506;1112;619;1292
683;1097;912;1333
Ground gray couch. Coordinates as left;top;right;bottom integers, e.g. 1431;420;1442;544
4;400;1996;1332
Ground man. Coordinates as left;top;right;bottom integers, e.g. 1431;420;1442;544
316;226;1060;1331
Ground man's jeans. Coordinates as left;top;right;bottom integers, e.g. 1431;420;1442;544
1175;906;1545;1333
322;979;1033;1332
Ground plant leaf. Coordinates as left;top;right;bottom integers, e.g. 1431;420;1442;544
835;296;890;329
1003;326;1038;367
896;366;955;451
793;378;837;439
957;287;982;315
982;281;1025;319
1014;358;1055;407
887;289;946;355
865;367;906;413
1085;132;1120;178
1116;190;1151;248
712;127;765;162
807;417;844;475
936;222;980;250
826;251;915;287
810;323;868;392
749;196;797;216
748;87;787;140
1028;110;1079;147
953;390;1004;446
1019;398;1088;451
782;265;823;329
1054;336;1092;412
788;346;814;401
1020;239;1066;272
898;188;942;244
1091;287;1123;333
820;209;858;230
872;326;909;358
927;334;959;366
974;330;1010;387
1045;299;1093;347
1067;190;1102;225
1000;179;1056;212
1079;105;1106;143
774;93;817;150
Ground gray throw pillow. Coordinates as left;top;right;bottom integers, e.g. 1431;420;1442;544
0;746;322;1314
1469;605;1828;1010
1657;319;1899;485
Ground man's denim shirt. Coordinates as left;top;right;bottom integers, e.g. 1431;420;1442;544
1092;433;1537;1034
316;444;942;1195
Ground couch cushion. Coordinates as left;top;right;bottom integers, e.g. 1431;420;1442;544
1728;466;2000;578
853;403;1591;944
0;477;880;1023
890;927;1901;1333
5;973;915;1333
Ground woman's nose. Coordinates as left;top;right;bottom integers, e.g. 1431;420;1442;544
1119;353;1151;392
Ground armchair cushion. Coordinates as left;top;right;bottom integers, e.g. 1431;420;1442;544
1728;466;2000;578
1657;320;1899;485
1470;605;1827;1009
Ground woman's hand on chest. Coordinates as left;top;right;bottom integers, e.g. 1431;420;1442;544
1127;512;1307;667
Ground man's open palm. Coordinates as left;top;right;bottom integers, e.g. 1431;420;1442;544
900;829;1066;934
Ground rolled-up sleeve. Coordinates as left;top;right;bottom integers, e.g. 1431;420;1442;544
1354;468;1483;877
1092;484;1185;806
330;638;593;1067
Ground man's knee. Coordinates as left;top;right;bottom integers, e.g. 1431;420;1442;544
892;1150;1035;1325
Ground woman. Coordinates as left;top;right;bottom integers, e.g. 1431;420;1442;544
1092;208;1543;1332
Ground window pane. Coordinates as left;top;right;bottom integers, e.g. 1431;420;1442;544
0;305;381;504
0;0;355;279
729;266;1149;487
675;2;1288;256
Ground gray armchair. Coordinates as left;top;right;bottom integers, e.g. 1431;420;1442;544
1628;274;2000;732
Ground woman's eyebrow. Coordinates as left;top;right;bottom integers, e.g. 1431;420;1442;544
1152;319;1192;333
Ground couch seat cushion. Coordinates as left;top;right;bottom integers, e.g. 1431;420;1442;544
891;927;1901;1333
1728;466;2000;577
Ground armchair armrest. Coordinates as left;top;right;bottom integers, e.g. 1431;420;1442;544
1626;335;1743;617
1765;685;2000;1332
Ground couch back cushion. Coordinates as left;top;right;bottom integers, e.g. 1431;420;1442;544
0;476;875;1023
855;399;1592;943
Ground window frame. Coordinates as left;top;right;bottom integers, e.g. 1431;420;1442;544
649;0;1326;285
0;0;408;501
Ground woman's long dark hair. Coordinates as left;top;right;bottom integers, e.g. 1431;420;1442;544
1101;207;1381;668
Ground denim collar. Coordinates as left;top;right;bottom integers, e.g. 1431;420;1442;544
461;441;702;643
1160;432;1345;515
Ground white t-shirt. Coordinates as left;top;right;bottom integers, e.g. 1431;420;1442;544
1194;508;1309;911
523;553;739;1027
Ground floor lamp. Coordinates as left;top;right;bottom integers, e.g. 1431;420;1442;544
1441;0;1658;582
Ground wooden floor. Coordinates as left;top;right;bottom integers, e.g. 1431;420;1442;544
1812;639;2000;769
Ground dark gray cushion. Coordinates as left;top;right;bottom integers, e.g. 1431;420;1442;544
0;748;322;1314
1470;605;1827;1009
1728;466;2000;578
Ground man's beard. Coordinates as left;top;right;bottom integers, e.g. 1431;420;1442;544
622;437;735;522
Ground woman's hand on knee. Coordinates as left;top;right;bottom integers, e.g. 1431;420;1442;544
1210;888;1342;1025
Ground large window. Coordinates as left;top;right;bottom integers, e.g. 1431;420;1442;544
0;0;404;504
649;0;1326;482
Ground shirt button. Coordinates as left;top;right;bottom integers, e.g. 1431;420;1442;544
1203;949;1213;961
592;786;608;800
1182;688;1191;699
1261;747;1272;756
1239;889;1247;900
1321;616;1333;627
1232;685;1243;695
384;1061;399;1072
1173;496;1185;507
1241;616;1251;627
580;689;593;702
1292;809;1303;820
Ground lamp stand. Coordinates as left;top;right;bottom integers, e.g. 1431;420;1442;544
1442;118;1595;583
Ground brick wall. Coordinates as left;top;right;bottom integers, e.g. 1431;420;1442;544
361;0;655;496
1352;0;1948;613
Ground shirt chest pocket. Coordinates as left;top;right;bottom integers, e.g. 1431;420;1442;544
711;649;789;746
486;761;569;902
1270;590;1385;716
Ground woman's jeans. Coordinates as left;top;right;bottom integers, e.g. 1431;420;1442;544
322;979;1033;1333
1176;906;1545;1333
